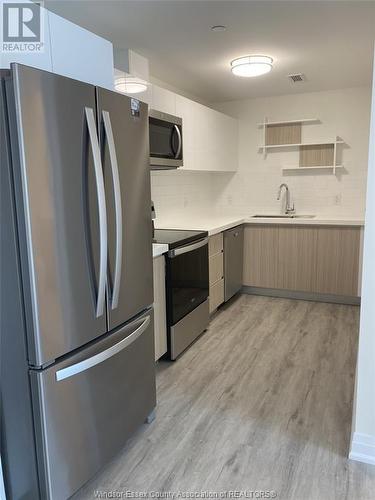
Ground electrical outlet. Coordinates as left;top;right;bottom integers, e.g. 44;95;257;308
334;194;342;206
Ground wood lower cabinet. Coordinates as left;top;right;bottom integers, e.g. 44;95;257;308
243;225;361;297
243;226;278;288
277;226;318;291
315;226;361;296
209;253;224;286
210;278;225;312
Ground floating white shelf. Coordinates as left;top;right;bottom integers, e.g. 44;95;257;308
282;165;344;174
260;117;346;175
262;139;344;150
258;118;319;127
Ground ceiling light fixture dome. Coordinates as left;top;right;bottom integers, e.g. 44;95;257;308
231;55;273;77
114;76;148;94
211;25;227;32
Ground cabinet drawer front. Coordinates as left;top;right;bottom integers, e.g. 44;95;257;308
209;233;223;257
209;278;224;313
209;253;224;286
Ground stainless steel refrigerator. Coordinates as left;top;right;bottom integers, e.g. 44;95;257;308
0;64;156;500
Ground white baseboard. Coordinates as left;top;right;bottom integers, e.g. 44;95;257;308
349;432;375;466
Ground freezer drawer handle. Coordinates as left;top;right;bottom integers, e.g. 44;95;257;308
168;237;208;258
85;107;108;318
55;315;151;381
102;110;123;310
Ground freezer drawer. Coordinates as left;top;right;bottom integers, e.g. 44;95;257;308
30;309;156;500
224;225;244;301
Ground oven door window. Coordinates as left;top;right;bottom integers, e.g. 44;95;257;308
149;118;182;160
168;244;209;325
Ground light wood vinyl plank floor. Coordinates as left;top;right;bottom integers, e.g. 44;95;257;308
72;294;375;500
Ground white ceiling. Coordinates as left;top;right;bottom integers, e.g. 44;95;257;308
46;0;375;103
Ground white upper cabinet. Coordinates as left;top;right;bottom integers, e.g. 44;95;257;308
136;86;152;105
151;85;176;115
175;95;238;172
175;94;196;170
216;109;238;171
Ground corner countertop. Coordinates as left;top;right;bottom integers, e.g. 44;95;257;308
152;243;169;258
154;213;365;236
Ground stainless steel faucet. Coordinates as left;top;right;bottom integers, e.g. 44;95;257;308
277;183;295;215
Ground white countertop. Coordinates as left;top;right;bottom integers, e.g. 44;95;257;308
154;213;365;236
152;243;169;258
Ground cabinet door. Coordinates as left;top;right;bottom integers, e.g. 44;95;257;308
209;278;224;313
151;85;176;114
215;111;238;172
209;233;224;257
175;94;196;170
209;253;224;286
243;226;279;288
278;226;318;292
153;256;167;360
315;227;360;296
175;96;238;172
193;102;215;171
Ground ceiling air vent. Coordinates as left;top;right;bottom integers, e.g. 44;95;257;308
288;73;306;83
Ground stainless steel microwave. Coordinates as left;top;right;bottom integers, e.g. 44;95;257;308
149;110;183;169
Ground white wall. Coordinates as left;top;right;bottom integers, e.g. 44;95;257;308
0;0;114;90
214;87;371;218
349;51;375;466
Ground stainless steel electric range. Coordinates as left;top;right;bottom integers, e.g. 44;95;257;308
153;229;209;360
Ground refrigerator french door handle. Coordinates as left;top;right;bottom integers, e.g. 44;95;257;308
173;124;182;159
102;110;122;310
55;315;151;381
85;107;108;318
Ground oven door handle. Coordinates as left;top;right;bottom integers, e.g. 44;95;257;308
168;237;208;258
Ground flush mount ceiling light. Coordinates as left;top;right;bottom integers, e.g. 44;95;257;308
114;76;148;94
231;55;273;77
211;25;227;32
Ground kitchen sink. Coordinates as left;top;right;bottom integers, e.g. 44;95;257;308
251;214;316;219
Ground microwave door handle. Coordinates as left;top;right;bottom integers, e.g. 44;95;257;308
169;237;208;258
55;316;151;381
102;111;122;310
174;124;182;159
85;107;107;318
